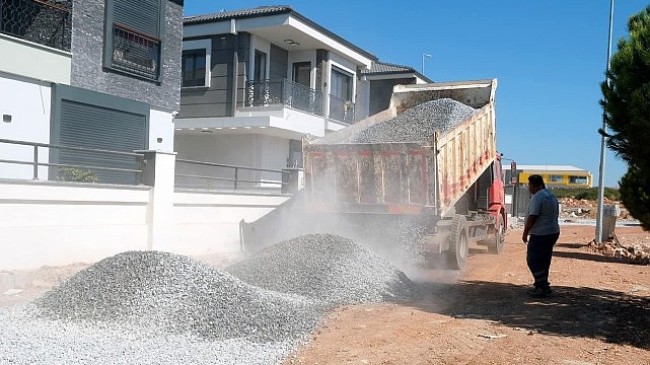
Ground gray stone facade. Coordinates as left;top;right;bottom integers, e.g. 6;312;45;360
70;0;182;112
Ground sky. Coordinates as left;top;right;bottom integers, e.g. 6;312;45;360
183;0;649;188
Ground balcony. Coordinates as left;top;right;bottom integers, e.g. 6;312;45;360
0;0;72;52
244;79;324;116
329;94;355;124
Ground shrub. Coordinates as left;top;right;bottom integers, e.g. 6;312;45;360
58;167;99;183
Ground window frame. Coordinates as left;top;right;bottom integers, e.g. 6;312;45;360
181;39;211;88
330;66;353;101
103;0;165;83
569;175;589;185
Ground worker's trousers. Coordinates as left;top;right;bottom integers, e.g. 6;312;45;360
526;232;560;289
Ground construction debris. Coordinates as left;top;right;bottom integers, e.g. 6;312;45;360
587;236;650;265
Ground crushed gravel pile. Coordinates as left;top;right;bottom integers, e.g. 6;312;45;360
0;306;296;365
226;233;417;305
34;251;324;342
352;98;477;143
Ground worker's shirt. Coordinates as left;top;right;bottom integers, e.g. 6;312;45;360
528;188;560;235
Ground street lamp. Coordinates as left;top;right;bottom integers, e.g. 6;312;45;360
596;0;615;243
422;53;432;77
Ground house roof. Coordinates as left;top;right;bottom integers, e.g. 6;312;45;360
184;5;292;23
184;5;377;61
361;61;433;83
516;165;590;172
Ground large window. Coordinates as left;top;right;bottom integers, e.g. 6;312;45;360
182;49;207;87
104;0;164;81
331;67;352;101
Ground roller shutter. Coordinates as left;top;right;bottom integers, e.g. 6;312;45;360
58;100;147;184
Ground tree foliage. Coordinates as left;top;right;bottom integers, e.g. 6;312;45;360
618;165;650;230
600;6;650;227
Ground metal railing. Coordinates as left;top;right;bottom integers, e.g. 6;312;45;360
175;158;288;193
0;0;72;51
0;138;145;185
329;94;355;124
110;23;161;80
244;79;324;116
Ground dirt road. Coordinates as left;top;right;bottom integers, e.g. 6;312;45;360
1;225;648;364
285;225;650;365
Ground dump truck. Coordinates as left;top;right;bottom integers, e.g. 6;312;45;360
241;79;507;270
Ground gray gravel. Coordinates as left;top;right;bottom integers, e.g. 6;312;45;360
0;236;418;364
352;98;477;143
226;233;417;305
0;304;297;365
34;251;324;342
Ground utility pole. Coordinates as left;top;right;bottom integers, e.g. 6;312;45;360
422;53;432;77
596;0;615;243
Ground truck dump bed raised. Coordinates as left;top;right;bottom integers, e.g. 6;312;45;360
303;79;497;218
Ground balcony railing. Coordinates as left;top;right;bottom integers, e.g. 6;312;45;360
0;0;72;51
329;94;355;124
244;79;324;116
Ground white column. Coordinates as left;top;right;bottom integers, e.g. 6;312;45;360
140;150;176;251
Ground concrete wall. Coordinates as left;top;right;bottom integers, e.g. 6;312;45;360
0;152;289;271
175;133;289;171
369;78;415;116
0;181;150;270
0;34;71;84
171;192;289;255
0;75;52;179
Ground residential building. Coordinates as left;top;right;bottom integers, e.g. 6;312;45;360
358;61;431;119
0;0;183;183
509;165;593;188
174;6;428;188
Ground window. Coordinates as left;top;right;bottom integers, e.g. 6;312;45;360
182;49;207;87
104;0;164;81
331;67;352;101
569;176;589;185
549;175;563;183
254;50;267;82
292;62;311;87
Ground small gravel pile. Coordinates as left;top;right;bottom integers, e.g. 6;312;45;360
226;233;417;305
34;251;324;342
352;98;477;143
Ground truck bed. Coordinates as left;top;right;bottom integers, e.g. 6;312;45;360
303;79;497;218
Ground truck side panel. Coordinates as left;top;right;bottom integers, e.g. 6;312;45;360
303;143;436;214
437;103;496;215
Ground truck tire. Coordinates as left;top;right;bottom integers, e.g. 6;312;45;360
447;215;468;270
487;214;505;254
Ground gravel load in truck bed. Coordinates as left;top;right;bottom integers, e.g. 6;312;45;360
34;251;324;342
352;98;477;143
226;233;417;305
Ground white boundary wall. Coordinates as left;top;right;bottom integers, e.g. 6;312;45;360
0;151;290;270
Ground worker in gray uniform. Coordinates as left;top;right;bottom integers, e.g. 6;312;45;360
522;174;560;298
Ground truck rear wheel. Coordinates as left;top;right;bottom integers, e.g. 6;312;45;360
447;215;468;270
487;215;505;254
